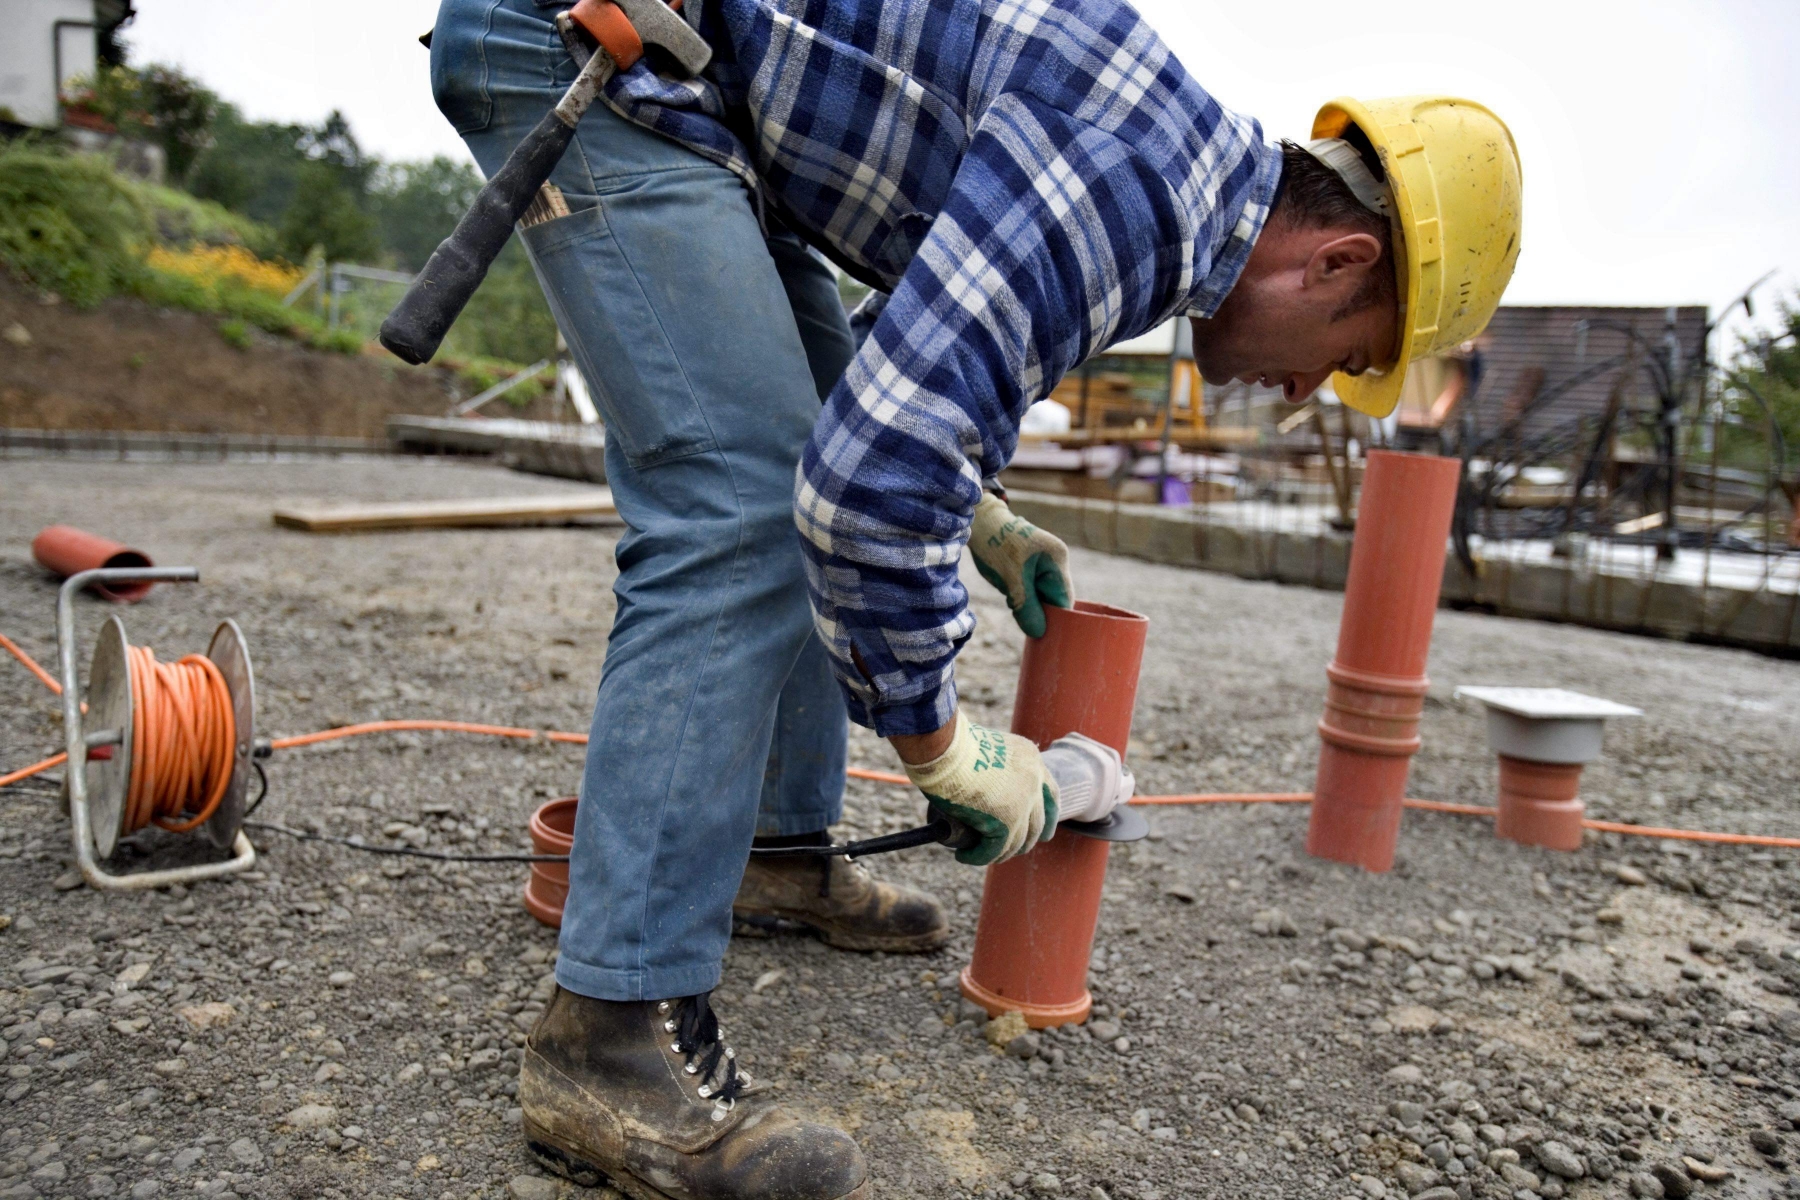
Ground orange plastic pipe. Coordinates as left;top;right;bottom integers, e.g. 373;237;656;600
523;797;578;927
31;526;156;603
960;600;1148;1029
1306;450;1460;872
1494;755;1586;851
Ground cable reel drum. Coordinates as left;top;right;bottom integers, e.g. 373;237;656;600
56;567;260;889
83;615;257;860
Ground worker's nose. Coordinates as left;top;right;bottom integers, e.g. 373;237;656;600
1282;366;1336;403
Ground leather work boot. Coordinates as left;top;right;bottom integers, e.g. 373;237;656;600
733;849;950;953
521;987;870;1200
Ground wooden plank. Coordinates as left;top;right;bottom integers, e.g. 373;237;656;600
273;491;617;533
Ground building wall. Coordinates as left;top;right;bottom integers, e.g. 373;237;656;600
0;0;96;130
1467;305;1709;440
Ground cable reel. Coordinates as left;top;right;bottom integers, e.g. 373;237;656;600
56;567;259;889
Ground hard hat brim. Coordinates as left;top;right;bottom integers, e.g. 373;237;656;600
1332;363;1406;419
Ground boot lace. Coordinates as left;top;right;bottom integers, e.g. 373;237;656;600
664;993;745;1115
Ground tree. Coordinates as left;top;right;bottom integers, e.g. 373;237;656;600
369;156;483;271
187;104;311;224
279;160;379;263
1724;292;1799;478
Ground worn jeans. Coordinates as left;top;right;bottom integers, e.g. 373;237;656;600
432;0;856;1001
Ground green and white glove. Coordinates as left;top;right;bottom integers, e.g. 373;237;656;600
903;712;1059;866
968;492;1073;638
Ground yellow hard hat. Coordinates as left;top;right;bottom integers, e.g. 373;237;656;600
1313;96;1522;418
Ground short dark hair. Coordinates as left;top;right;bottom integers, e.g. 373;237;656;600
1271;138;1397;320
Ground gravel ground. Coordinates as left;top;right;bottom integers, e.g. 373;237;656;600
3;457;1800;1200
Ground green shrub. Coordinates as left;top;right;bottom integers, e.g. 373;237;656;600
129;179;282;258
217;318;251;349
0;145;148;307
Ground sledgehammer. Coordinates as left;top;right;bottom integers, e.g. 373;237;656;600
379;0;711;366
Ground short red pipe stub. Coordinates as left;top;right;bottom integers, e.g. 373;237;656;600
31;525;155;602
523;798;578;928
1494;755;1586;852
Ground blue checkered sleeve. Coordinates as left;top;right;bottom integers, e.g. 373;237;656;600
799;97;1207;735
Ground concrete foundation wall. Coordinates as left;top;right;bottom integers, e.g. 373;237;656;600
1007;491;1800;655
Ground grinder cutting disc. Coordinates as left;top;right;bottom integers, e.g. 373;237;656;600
203;619;256;852
1058;804;1149;843
84;616;134;861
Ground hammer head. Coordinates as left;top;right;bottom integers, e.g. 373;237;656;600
569;0;711;76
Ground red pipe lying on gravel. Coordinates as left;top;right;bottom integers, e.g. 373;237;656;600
31;525;156;602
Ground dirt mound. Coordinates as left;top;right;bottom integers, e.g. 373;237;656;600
0;274;558;438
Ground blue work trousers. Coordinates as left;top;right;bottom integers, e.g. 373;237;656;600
432;0;856;1001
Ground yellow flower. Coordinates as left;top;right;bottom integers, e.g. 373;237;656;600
145;244;304;297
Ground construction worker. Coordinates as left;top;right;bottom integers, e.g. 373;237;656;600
429;1;1520;1196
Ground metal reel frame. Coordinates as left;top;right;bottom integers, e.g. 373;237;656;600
56;567;257;890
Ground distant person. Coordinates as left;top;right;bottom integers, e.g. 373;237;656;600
428;0;1520;1195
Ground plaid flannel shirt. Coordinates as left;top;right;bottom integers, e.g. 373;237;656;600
602;0;1280;735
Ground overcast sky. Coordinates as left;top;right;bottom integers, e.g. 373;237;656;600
126;1;1799;341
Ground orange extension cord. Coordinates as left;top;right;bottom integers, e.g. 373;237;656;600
6;631;1800;851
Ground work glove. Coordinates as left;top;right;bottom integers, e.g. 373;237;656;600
904;712;1058;867
1041;732;1136;824
968;492;1073;638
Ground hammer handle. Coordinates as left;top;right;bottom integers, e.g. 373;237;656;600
378;108;577;365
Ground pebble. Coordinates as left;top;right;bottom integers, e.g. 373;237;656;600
177;1002;235;1031
1251;908;1297;937
1395;1162;1438;1192
282;1103;337;1129
1384;1064;1424;1085
51;871;82;891
1536;1140;1585;1179
1649;1162;1693;1198
326;970;356;987
1163;884;1195;903
984;1010;1029;1048
1413;1190;1458;1200
1750;1129;1782;1155
508;1177;559;1200
225;1138;262;1167
1615;865;1649;886
1681;1156;1731;1183
1031;1172;1062;1194
1628;1170;1665;1198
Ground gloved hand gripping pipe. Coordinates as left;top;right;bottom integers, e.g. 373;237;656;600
748;731;1139;859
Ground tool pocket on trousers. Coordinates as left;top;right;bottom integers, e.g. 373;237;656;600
519;206;719;471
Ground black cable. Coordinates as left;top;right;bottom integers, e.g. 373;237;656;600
244;760;268;817
748;816;976;859
245;820;569;863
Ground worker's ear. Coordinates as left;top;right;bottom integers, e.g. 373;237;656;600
1303;232;1382;292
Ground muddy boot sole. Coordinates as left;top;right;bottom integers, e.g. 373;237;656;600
525;1117;876;1200
524;1118;670;1200
731;905;950;953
